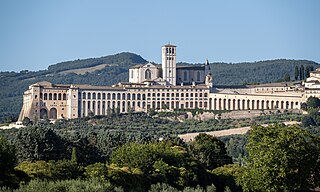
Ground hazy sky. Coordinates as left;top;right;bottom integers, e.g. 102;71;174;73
0;0;319;71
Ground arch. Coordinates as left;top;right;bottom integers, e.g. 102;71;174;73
63;93;67;100
40;108;48;119
82;92;86;99
122;93;126;100
49;108;57;119
44;93;48;100
281;101;284;109
241;99;245;110
49;93;52;100
98;93;101;99
93;93;96;99
286;101;289;109
266;100;270;109
102;93;106;99
82;101;86;117
137;93;141;100
257;100;260;109
261;100;265;109
58;93;61;100
247;100;250;109
127;93;131;100
53;93;57;100
145;69;152;79
132;93;136;100
214;98;217;110
88;93;91;99
251;100;255;109
117;93;121;100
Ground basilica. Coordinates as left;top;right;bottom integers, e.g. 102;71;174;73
18;44;320;122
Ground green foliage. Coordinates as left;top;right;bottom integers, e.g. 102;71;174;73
71;147;77;163
14;126;67;162
84;162;108;181
110;141;212;189
189;134;232;170
149;183;179;192
211;164;242;192
0;136;21;188
239;124;320;192
306;96;320;109
15;160;83;181
3;178;123;192
302;109;320;127
294;66;299;80
22;117;31;126
0;136;16;172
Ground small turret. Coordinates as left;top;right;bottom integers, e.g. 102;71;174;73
205;59;211;75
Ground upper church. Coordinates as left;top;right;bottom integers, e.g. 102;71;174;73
129;44;212;86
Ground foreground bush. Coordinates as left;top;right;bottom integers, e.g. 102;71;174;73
0;179;123;192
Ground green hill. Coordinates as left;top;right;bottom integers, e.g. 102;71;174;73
0;53;319;123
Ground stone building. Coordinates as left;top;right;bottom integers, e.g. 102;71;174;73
18;44;320;122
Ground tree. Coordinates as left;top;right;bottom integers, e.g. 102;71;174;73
14;126;67;162
306;66;311;78
189;133;232;170
301;65;305;80
306;96;320;109
0;136;16;172
294;66;299;80
283;73;290;82
239;124;320;192
22;117;31;126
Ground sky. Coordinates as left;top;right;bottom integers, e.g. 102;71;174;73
0;0;319;72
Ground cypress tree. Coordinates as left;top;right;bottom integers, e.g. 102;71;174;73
294;66;299;80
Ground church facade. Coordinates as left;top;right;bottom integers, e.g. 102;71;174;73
18;44;320;122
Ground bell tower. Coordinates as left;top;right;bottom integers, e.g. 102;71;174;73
162;44;176;85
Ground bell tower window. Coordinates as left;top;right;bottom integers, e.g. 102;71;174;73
145;69;151;79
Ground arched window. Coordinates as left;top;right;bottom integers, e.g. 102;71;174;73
92;93;96;99
49;93;52;100
58;93;61;100
63;93;67;100
184;71;188;81
145;69;151;79
53;93;57;100
83;92;86;99
44;93;48;100
196;71;201;81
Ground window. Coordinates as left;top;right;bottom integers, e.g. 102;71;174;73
197;71;201;81
145;69;151;79
184;71;188;81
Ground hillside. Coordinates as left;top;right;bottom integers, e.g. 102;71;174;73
0;53;319;123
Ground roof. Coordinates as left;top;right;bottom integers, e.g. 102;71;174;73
176;65;205;70
163;43;176;47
